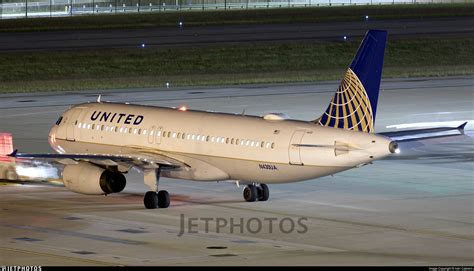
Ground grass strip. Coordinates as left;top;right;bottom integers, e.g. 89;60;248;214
0;38;473;93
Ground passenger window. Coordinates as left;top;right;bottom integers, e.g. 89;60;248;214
182;133;186;139
206;135;210;142
271;143;275;149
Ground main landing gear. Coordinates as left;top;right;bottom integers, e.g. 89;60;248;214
144;168;170;209
144;190;170;209
243;184;269;202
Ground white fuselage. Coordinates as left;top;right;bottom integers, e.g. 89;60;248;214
49;102;393;184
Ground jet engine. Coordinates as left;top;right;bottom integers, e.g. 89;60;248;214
62;162;126;195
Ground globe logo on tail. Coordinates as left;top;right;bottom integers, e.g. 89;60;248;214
316;68;374;133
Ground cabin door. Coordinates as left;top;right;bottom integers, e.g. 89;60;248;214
66;108;83;141
288;130;306;165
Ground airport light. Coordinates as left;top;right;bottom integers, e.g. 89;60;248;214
141;43;146;48
343;36;347;41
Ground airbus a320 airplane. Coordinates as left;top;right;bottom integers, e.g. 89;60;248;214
10;30;467;209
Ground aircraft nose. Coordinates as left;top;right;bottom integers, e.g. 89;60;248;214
49;125;57;137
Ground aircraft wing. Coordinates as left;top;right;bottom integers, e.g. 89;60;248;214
379;122;468;143
8;147;185;172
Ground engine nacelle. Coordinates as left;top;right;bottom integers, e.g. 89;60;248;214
62;162;126;195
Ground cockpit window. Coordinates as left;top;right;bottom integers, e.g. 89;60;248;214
55;116;63;125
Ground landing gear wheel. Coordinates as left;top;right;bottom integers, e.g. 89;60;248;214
259;184;270;201
243;185;257;202
158;190;170;208
144;191;158;209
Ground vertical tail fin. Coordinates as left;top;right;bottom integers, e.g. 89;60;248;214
314;30;387;133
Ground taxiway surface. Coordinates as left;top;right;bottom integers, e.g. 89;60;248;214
0;76;473;265
1;17;473;52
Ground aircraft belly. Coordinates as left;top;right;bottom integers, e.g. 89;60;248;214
178;153;350;183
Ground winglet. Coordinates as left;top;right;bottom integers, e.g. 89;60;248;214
8;149;18;157
458;122;468;134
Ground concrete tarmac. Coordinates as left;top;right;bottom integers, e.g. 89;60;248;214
0;76;473;265
1;17;473;52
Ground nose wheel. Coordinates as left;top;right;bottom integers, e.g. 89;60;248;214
243;184;269;202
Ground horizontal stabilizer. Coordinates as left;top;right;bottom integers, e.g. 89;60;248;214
380;122;469;143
